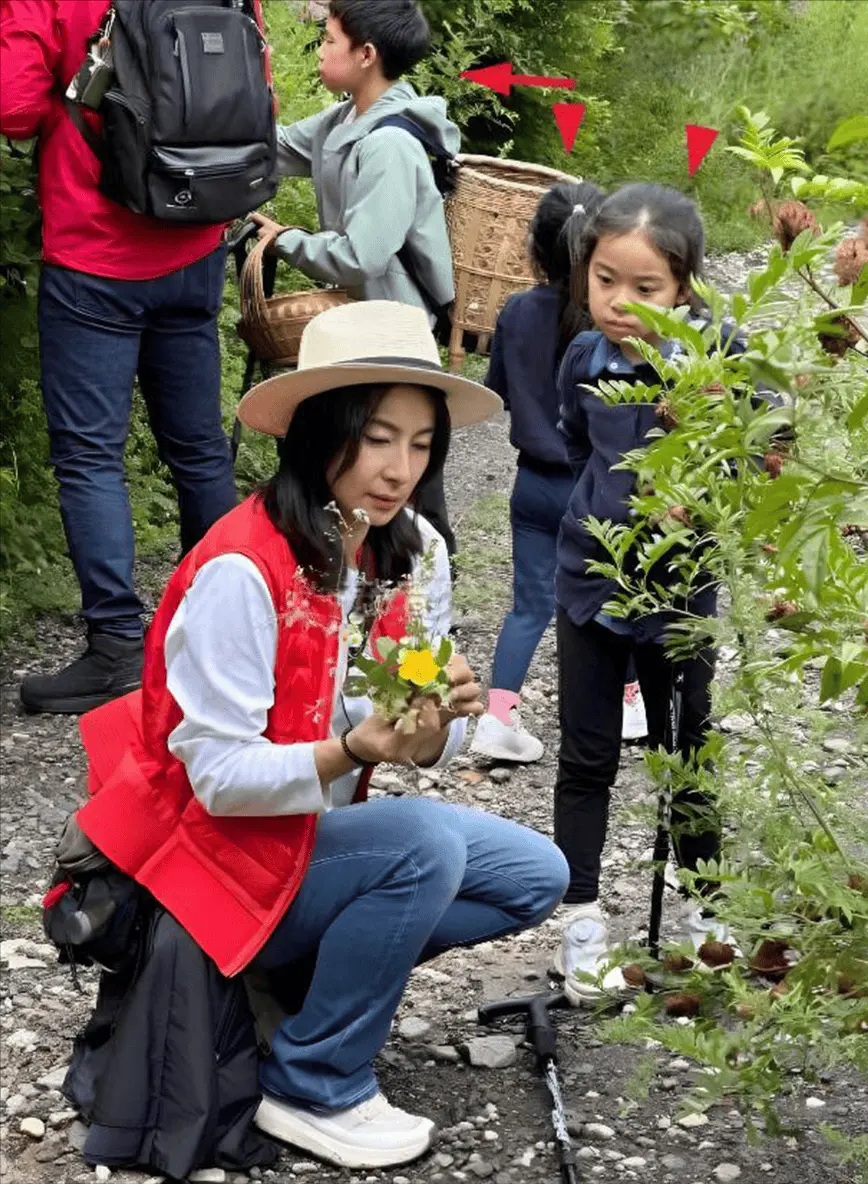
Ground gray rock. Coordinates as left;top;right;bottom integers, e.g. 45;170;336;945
677;1111;709;1128
398;1015;432;1042
661;1154;687;1170
822;737;850;754
67;1119;90;1152
6;1028;38;1049
713;1165;743;1183
37;1064;69;1091
621;1156;648;1169
468;1161;495;1178
434;1151;456;1167
463;1036;517;1069
19;1116;46;1139
94;1167;112;1183
583;1123;616;1141
489;768;512;784
428;1043;461;1063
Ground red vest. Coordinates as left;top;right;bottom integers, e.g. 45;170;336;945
76;496;408;976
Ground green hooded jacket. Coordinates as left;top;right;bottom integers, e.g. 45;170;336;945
274;81;459;312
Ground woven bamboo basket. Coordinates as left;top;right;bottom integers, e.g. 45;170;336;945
237;227;351;367
445;155;575;371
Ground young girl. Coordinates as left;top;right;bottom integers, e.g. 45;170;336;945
470;181;648;764
553;184;727;1004
69;302;569;1172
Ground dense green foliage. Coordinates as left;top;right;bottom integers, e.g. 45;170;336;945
1;0;865;626
577;109;867;1173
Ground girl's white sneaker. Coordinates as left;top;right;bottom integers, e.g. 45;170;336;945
554;903;632;1007
470;711;544;763
255;1090;436;1169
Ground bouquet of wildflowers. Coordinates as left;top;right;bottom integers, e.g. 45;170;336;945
343;535;453;732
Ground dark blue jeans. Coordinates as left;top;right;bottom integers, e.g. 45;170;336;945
38;250;237;639
255;798;569;1110
491;464;576;692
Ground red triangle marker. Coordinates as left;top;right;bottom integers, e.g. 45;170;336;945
553;103;586;153
685;124;718;177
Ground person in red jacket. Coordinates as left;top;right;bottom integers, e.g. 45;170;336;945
0;0;245;715
73;302;570;1170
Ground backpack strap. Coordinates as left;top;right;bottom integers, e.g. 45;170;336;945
371;114;455;321
373;114;456;198
64;98;106;162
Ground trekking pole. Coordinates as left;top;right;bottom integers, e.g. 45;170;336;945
647;668;684;961
478;991;581;1184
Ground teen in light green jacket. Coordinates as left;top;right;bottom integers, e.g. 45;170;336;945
265;3;459;315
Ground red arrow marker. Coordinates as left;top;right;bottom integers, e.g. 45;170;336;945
685;124;719;176
553;103;586;153
460;62;576;97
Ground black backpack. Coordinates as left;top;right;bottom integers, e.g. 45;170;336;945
67;0;278;224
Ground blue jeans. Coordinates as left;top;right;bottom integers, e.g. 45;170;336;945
254;797;569;1110
37;251;237;639
491;464;576;692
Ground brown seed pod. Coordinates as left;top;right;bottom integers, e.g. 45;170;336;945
750;939;792;981
760;543;779;555
818;314;860;357
736;1002;756;1020
847;873;868;896
699;940;736;968
663;952;695;973
769;980;790;1000
702;382;726;397
666;505;692;528
772;200;820;252
663;992;703;1017
834;235;868;287
793;373;811;390
622;963;648;988
763;452;784;479
655;399;679;430
766;599;799;622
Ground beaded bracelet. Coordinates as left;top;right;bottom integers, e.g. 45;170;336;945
340;726;374;769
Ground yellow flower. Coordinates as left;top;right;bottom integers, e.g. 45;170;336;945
398;648;440;687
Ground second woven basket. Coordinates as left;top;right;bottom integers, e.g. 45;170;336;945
445;155;575;371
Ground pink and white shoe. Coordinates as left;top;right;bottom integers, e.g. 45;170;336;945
622;681;648;742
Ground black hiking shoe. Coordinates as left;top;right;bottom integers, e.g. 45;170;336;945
19;633;144;715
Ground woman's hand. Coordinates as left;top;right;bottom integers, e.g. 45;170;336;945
346;707;446;768
249;211;284;247
436;653;484;728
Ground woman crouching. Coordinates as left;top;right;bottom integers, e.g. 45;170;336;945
72;302;569;1171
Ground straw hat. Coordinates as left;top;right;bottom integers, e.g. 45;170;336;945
236;301;502;436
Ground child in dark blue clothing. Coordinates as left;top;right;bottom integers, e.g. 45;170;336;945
553;183;736;1005
471;180;626;764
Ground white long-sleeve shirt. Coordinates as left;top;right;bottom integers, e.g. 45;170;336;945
164;517;465;817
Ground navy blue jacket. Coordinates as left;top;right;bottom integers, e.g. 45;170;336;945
485;286;573;470
555;329;749;639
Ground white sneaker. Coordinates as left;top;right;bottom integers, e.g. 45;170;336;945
554;903;632;1007
622;681;648;741
671;902;734;954
255;1090;436;1169
470;711;544;763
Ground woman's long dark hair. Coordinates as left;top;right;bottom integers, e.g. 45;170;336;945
568;182;706;321
261;382;451;592
528;180;606;353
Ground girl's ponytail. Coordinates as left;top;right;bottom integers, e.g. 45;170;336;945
528;180;606;355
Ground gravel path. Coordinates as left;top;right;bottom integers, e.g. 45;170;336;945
2;252;864;1184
